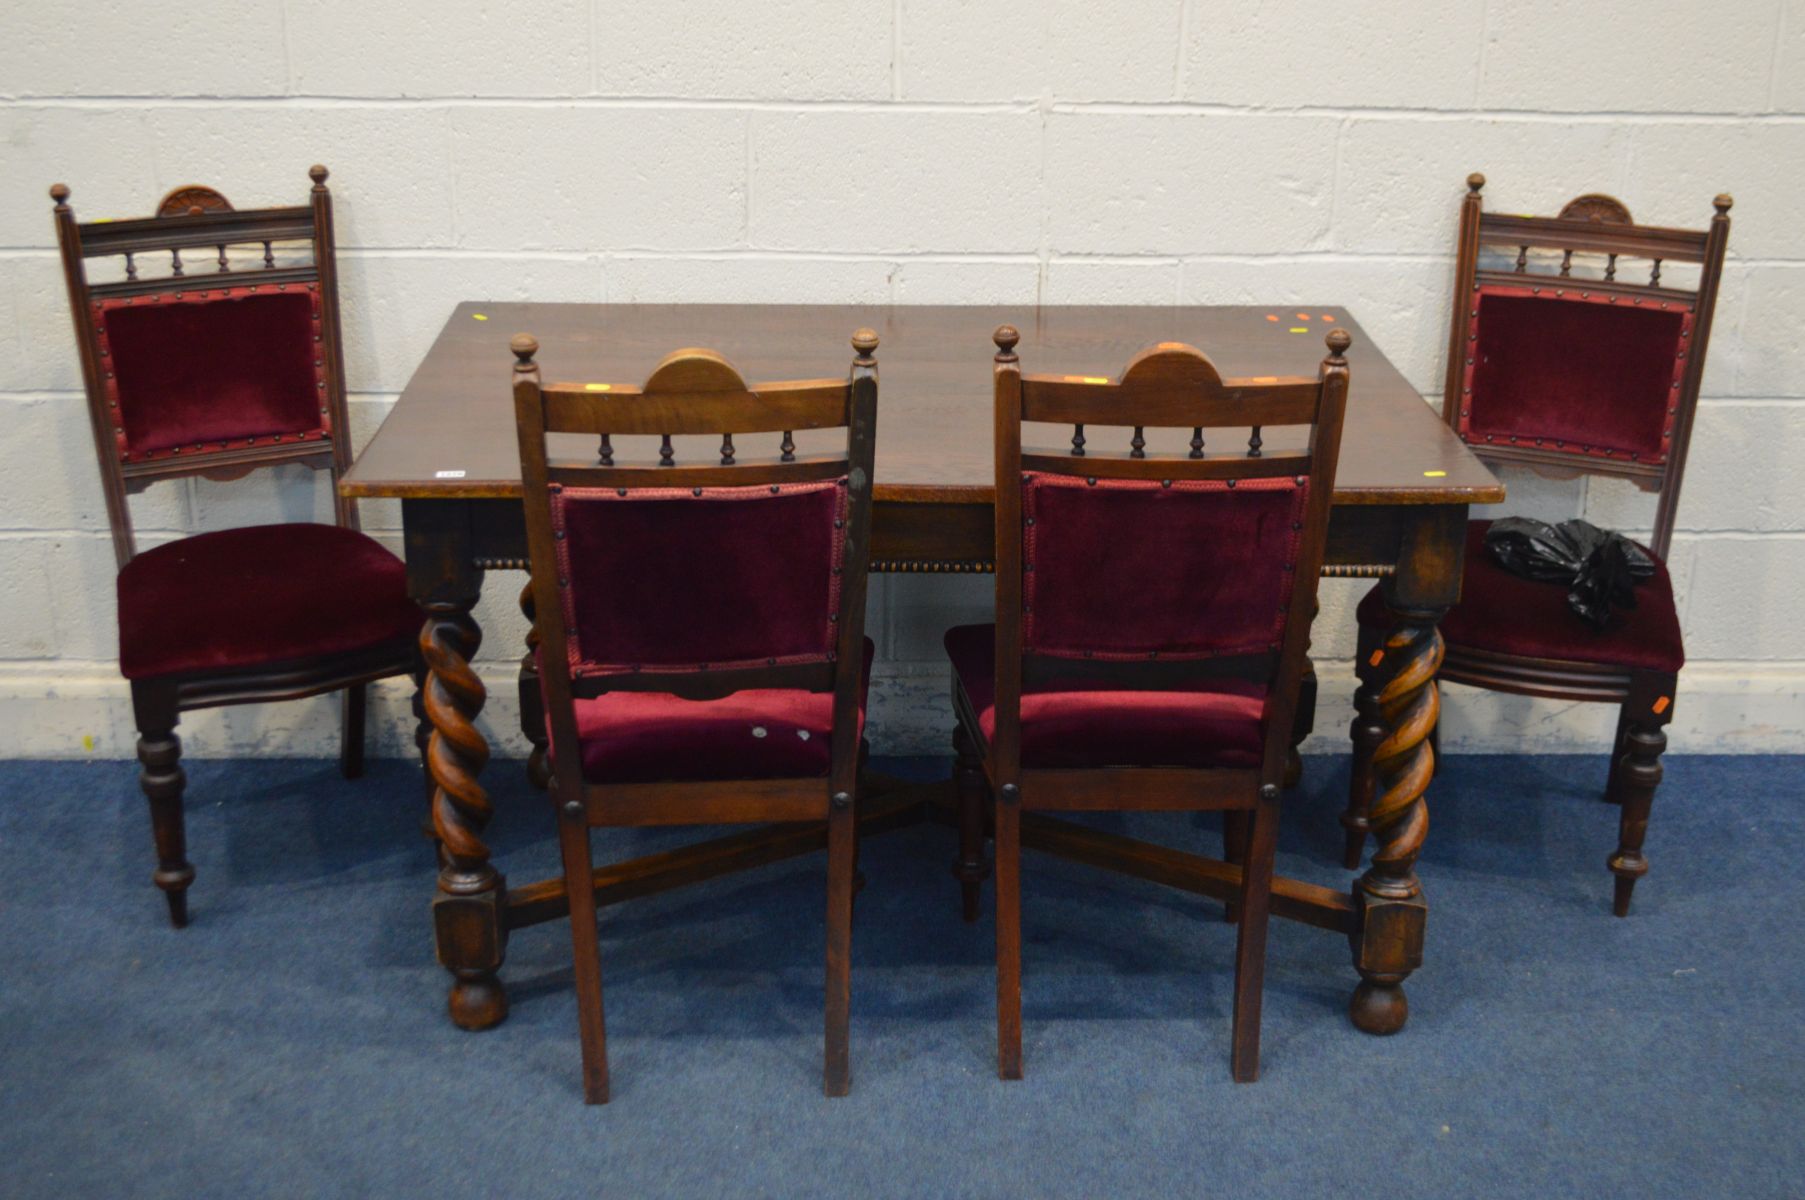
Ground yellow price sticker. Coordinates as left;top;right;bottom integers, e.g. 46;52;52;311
1288;327;1308;333
1063;375;1109;384
1423;470;1447;477
584;383;613;392
472;313;488;321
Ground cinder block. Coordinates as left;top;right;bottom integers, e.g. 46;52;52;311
451;108;746;251
1336;119;1632;255
1178;256;1452;395
144;106;458;250
1182;1;1483;109
902;0;1182;101
606;255;894;304
1724;267;1803;398
1621;123;1803;261
892;260;1041;304
1045;113;1337;255
1042;259;1181;305
0;540;61;658
0;1;286;97
41;531;145;661
1672;534;1805;659
598;1;891;99
334;253;604;394
1777;0;1805;111
189;464;338;533
0;395;190;533
752;111;1043;253
1589;403;1805;534
1486;463;1587;525
1479;0;1780;113
287;0;590;97
0;108;157;249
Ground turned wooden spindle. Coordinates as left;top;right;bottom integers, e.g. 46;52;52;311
1130;425;1146;458
596;433;613;465
1247;425;1263;457
719;432;736;465
1190;427;1204;458
1515;245;1528;273
1070;423;1086;456
1650;258;1662;287
124;251;137;281
780;430;795;461
170;247;184;277
1559;248;1573;277
1605;253;1618;281
659;434;674;467
262;240;275;269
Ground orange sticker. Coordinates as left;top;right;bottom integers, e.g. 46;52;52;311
1296;312;1311;321
1249;376;1278;383
1266;314;1280;322
1368;650;1385;667
1652;695;1671;714
1321;314;1335;322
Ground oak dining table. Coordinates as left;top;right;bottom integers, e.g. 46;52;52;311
341;301;1504;1040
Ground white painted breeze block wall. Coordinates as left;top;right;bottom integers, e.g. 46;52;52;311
2;0;1803;759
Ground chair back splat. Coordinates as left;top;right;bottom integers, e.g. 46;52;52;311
1445;173;1733;559
51;167;357;570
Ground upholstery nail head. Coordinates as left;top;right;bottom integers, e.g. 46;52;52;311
831;791;851;810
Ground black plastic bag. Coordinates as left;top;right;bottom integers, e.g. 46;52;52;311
1484;517;1655;632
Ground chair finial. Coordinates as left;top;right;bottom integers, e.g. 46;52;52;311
993;324;1020;360
1466;172;1486;194
511;333;539;370
1325;327;1352;361
49;182;70;209
851;327;879;362
309;164;330;190
1713;193;1733;215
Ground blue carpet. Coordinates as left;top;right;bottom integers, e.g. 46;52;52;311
1;754;1801;1199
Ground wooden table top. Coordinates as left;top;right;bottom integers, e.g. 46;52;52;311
342;302;1503;507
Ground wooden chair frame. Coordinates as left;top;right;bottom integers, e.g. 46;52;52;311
512;329;879;1102
1342;175;1733;917
963;325;1350;1082
51;167;419;927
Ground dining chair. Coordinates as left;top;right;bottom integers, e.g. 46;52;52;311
946;325;1351;1082
50;168;423;928
1342;175;1733;916
511;328;880;1102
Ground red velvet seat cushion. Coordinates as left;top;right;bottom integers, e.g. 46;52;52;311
568;640;874;784
117;523;421;680
95;288;330;463
1355;520;1683;673
944;624;1267;770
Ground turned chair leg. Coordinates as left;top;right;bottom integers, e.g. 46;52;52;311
824;792;857;1096
995;782;1023;1080
1342;627;1386;870
133;683;193;928
1230;786;1280;1083
1604;702;1634;805
339;683;368;781
1609;721;1669;918
557;807;609;1103
952;725;991;922
1222;810;1250;923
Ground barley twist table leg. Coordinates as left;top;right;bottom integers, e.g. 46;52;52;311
1348;610;1441;1035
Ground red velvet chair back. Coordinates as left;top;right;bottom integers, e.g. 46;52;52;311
513;332;879;798
1444;176;1733;559
989;327;1351;785
51;168;356;569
